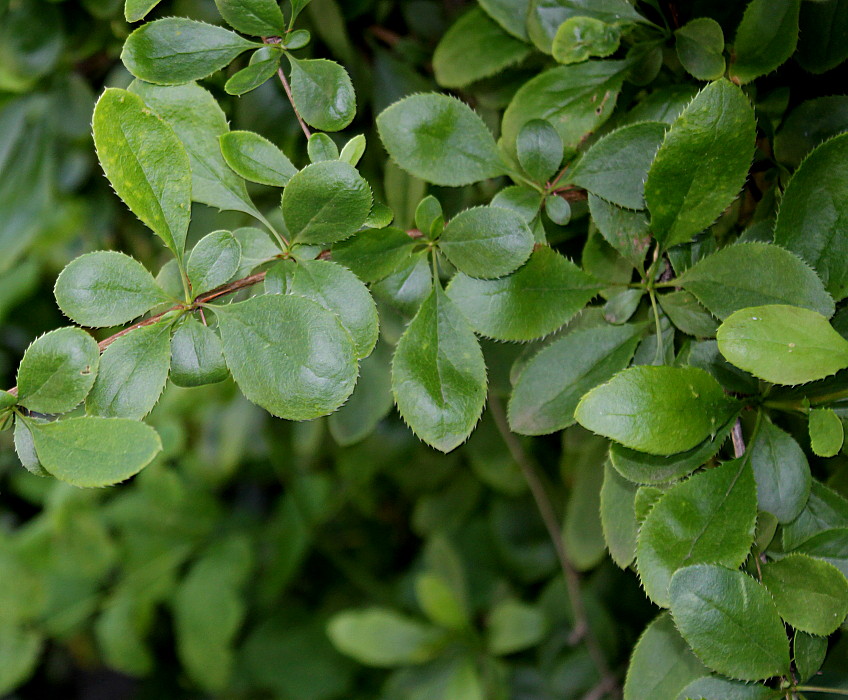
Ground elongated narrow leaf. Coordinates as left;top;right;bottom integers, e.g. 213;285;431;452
749;420;811;523
216;295;358;421
17;328;99;415
225;55;280;96
645;80;756;248
122;18;258;85
601;461;639;568
288;58;355;132
509;324;643;435
377;94;506;186
636;458;757;606
447;246;602;341
27;416;162;487
669;565;791;680
730;0;800;84
87;323;171;420
93;89;191;259
392;286;487;453
214;0;286;36
187;231;241;296
717;305;848;385
169;318;229;388
516;119;563;184
220;131;297;188
575;366;739;455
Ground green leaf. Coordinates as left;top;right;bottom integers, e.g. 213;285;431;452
371;252;433;316
415;572;469;631
0;624;42;696
307;133;339;163
669;565;791;680
508;323;643;435
122;18;258;85
774;96;848;169
339;134;366;166
288;57;355;132
774;133;848;301
623;613;706;700
782;480;848;551
636;458;757;607
220;131;297;188
170;318;229;388
645;80;756;249
793;528;848;579
761;553;848;635
224;54;280;96
676;677;772;700
327;608;446;667
730;0;800;84
716;305;848;385
93;88;192;259
14;419;49;477
501;61;626;155
433;7;531;89
26;416;162;487
447;246;602;341
479;0;530;41
486;599;547;655
331;227;415;283
588;194;651;267
797;0;848;74
575;366;739;455
16;328;100;415
677;242;834;320
130;81;260;219
609;417;734;484
517;119;563;183
392;286;487;453
552;16;621;65
414;196;444;240
233;227;280;277
562;431;607;571
125;0;163;22
54;251;168;328
567;121;666;210
440;206;534;280
794;631;828;682
545;195;571;225
187;231;241;296
810;407;844;457
265;259;378;359
749;420;811;523
377;94;506;187
214;0;286;36
675;18;726;81
87;323;171;421
601;461;638;568
282;160;372;245
660;291;718;338
290;0;314;24
216;294;358;421
527;0;644;53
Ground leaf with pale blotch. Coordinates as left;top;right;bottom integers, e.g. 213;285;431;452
552;16;621;65
749;419;811;523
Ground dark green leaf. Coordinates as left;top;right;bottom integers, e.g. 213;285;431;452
793;528;848;579
782;480;848;551
220;130;297;188
809;407;844;457
169;318;229;388
562;432;607;571
516;119;563;183
730;0;800;84
371;252;433;316
17;328;99;415
797;0;848;74
187;231;241;296
329;342;393;445
749;419;811;523
794;631;828;682
331;227;415;283
660;291;718;338
288;57;355;132
125;0;163;22
552;16;621;65
224;55;280;96
675;18;725;81
588;194;651;267
600;461;638;568
774;96;848;168
215;0;286;36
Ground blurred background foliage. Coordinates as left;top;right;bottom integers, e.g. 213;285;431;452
2;0;848;697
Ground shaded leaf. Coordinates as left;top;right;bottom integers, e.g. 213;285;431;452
749;419;811;523
187;231;241;297
169;318;229;388
730;0;800;84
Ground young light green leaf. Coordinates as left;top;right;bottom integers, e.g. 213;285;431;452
224;55;280;96
327;608;446;667
601;461;638;568
677;242;834;320
169;318;229;388
440;206;534;279
307;133;339;163
774;133;848;301
447;246;602;341
567;121;666;210
54;251;169;328
265;259;378;359
87;323;171;420
216;294;358;421
93;89;192;259
675;18;725;81
26;416;162;487
575;366;739;455
122;18;258;85
214;0;286;36
377;94;506;187
392;286;487;453
125;0;163;22
339;134;366;166
730;0;800;84
552;17;621;65
433;7;531;89
415;572;469;631
0;624;42;696
16;328;100;415
14;419;49;477
809;407;844;457
623;613;707;700
774;96;848;169
761;553;848;635
645;80;756;249
220;131;297;188
486;599;547;655
331;227;415;283
669;565;791;680
187;231;241;296
516;119;563;184
526;0;644;53
749;420;811;523
288;57;355;132
717;305;848;385
282;160;372;245
283;29;311;50
636;458;757;607
508;324;643;435
501;61;626;154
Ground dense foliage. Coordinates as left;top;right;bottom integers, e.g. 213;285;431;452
2;0;848;697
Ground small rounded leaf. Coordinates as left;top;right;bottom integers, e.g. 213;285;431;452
675;18;725;80
220;130;297;187
516;119;563;183
170;318;229;388
288;57;356;132
187;231;241;297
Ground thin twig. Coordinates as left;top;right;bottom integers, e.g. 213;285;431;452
488;393;619;698
263;38;312;139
